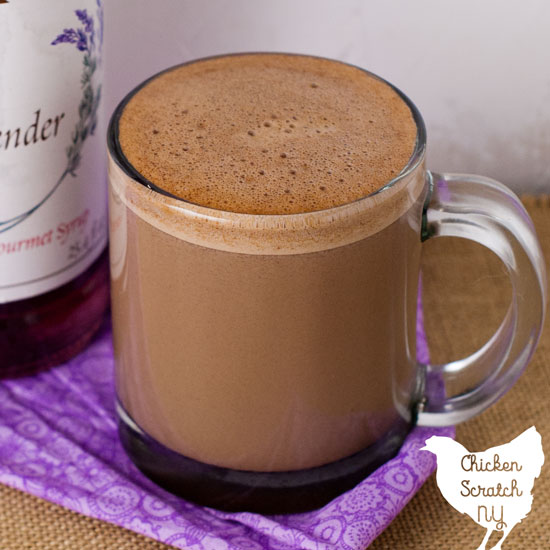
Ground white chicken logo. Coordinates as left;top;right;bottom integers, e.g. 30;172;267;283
422;427;544;550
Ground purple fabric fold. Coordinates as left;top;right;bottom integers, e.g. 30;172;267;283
0;303;453;550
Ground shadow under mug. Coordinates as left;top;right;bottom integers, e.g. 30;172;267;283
107;54;547;514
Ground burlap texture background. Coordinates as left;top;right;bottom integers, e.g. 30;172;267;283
1;196;548;549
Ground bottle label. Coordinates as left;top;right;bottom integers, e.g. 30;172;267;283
0;0;106;303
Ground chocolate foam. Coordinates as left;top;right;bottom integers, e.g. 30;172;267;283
118;54;418;215
108;155;425;255
110;54;425;255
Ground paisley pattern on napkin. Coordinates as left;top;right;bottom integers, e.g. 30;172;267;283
0;305;453;550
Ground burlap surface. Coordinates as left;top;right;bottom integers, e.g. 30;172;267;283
0;196;549;550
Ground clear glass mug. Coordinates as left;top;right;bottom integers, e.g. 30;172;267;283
107;54;546;514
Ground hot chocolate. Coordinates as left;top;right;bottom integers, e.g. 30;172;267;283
108;53;426;510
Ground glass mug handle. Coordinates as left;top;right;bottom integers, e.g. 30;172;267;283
416;171;547;426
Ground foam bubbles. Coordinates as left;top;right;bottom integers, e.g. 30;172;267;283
119;54;417;215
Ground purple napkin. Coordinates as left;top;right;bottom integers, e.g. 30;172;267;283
0;301;453;549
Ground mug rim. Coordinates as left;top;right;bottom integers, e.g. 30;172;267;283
107;51;427;219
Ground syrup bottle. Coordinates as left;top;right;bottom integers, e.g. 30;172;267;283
0;0;109;376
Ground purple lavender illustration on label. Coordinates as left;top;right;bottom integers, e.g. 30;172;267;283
0;1;103;234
